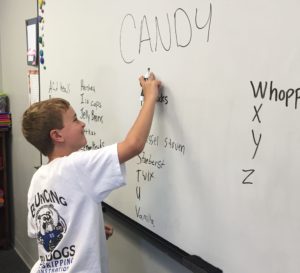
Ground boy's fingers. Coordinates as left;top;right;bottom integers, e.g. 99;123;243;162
105;225;114;239
139;73;160;88
148;72;155;80
139;75;145;86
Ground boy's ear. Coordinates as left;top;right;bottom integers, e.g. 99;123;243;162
49;129;64;143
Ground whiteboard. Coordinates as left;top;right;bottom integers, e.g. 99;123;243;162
38;1;300;272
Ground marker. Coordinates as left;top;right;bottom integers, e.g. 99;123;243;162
140;67;150;105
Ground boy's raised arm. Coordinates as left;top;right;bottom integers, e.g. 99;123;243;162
117;72;161;164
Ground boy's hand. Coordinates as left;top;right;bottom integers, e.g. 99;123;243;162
105;224;114;240
139;72;161;102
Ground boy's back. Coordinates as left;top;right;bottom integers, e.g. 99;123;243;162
28;145;125;272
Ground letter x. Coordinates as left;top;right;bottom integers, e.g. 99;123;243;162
252;103;263;123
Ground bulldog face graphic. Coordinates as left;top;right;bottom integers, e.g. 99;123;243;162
35;205;67;252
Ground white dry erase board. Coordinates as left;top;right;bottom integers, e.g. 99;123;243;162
38;1;300;272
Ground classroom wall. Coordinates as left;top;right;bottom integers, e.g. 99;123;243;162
0;33;2;89
0;0;40;266
0;1;191;272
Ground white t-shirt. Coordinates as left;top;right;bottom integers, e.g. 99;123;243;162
27;144;126;273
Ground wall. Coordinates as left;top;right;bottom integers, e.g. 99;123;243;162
0;1;191;272
0;32;2;89
0;0;40;266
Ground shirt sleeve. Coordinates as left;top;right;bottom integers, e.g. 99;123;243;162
69;144;126;203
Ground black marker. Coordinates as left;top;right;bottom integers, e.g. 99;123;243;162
140;67;150;105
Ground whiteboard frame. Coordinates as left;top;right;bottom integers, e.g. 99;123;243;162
103;202;222;273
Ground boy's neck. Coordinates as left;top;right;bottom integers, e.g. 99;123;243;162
48;149;71;163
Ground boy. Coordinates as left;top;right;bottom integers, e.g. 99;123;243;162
22;73;161;273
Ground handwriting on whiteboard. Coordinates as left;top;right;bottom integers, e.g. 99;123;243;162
119;3;213;64
242;81;300;184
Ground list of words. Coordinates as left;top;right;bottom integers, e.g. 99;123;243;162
134;134;186;227
242;81;300;184
79;79;105;150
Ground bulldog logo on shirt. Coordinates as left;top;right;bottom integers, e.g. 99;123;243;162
35;204;67;252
